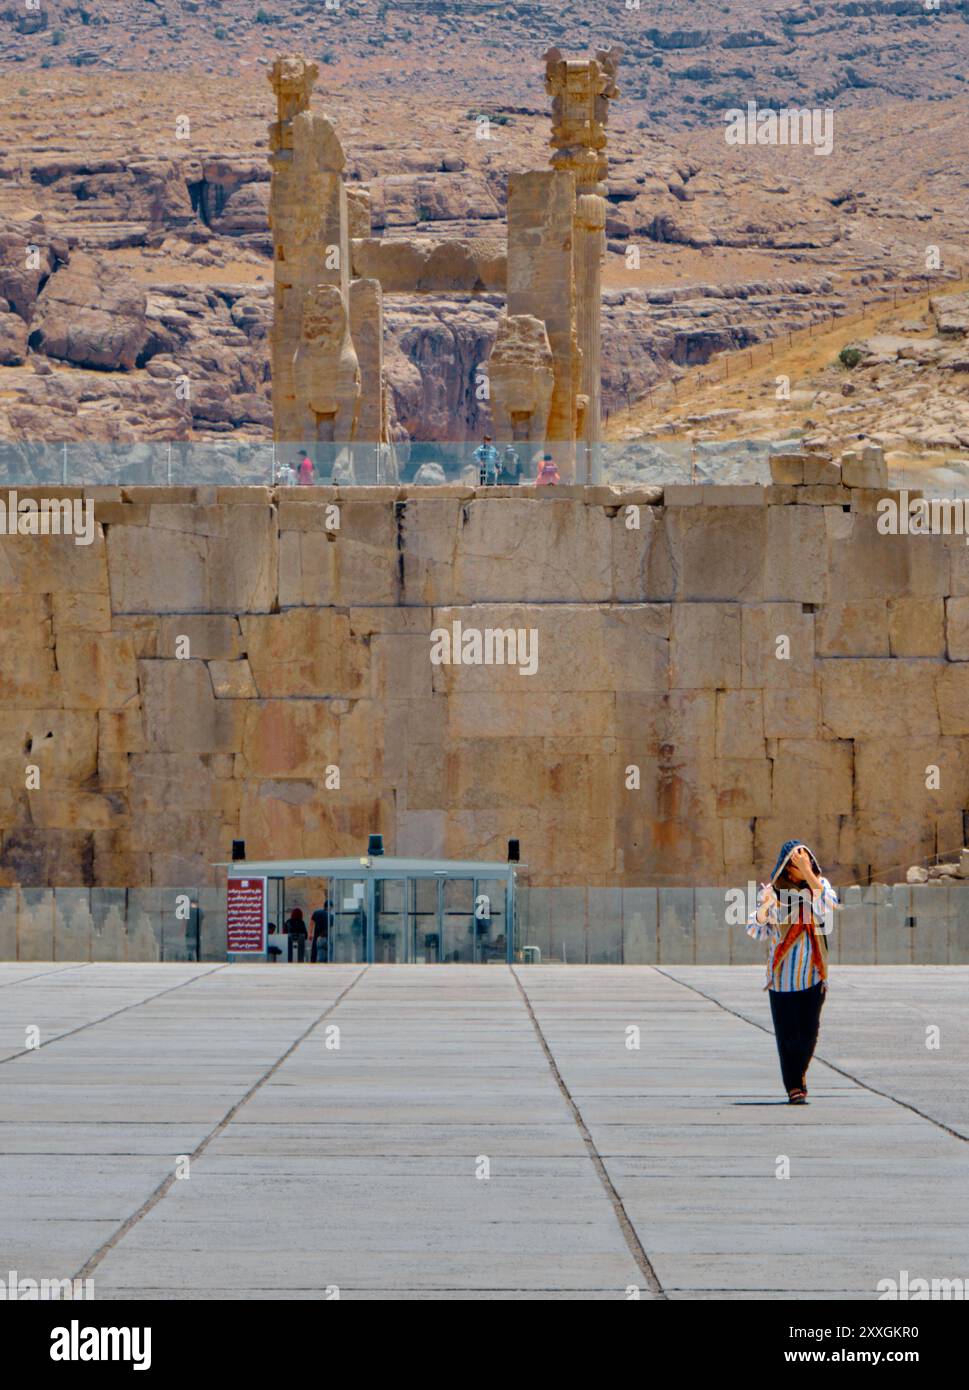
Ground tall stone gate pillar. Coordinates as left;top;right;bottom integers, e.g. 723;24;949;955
505;170;580;447
544;47;621;475
268;55;360;449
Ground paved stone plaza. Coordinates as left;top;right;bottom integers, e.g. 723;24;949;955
1;963;967;1300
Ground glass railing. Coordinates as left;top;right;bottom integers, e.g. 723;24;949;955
0;440;966;492
0;886;225;963
1;881;965;965
0;439;769;488
514;884;969;965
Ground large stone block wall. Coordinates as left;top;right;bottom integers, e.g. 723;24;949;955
2;481;969;893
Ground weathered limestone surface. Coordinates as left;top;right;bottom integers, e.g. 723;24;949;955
345;186;372;241
348;277;390;483
269;47;614;465
574;190;607;452
268;57;359;446
488;315;555;445
1;487;968;897
29;252;151;372
504;171;580;448
351;237;506;293
544;45;621;455
291;283;361;445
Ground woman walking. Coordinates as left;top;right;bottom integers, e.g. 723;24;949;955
747;840;838;1104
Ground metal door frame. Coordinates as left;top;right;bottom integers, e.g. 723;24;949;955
369;874;408;964
406;875;441;963
472;875;508;964
439;874;475;963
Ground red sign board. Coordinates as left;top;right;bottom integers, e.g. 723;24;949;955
227;876;266;955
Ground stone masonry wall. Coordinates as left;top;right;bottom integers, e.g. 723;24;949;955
2;480;969;894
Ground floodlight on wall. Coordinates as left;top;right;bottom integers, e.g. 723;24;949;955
368;834;384;857
231;840;246;862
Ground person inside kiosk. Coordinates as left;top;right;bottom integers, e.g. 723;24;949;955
310;899;331;963
285;906;308;962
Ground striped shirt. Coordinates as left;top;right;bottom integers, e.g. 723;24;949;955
746;878;838;992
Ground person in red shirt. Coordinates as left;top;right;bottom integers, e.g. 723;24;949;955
298;453;315;485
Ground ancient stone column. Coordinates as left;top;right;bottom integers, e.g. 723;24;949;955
268;56;359;448
544;47;621;476
574;192;606;468
345;186;372;241
504;170;580;449
268;56;317;443
349;276;386;481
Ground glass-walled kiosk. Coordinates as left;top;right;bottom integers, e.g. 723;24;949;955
228;857;517;964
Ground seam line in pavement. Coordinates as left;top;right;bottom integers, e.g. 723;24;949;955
0;964;229;1066
74;965;370;1282
0;963;93;990
654;967;969;1145
511;966;666;1299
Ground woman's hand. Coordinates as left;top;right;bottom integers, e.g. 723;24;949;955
790;846;822;892
756;882;777;924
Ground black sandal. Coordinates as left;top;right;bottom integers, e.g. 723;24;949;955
788;1088;808;1104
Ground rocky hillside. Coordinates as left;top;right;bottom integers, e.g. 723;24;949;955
605;286;969;492
1;5;967;446
2;0;968;127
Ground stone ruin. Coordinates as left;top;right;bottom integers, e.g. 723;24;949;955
268;46;621;484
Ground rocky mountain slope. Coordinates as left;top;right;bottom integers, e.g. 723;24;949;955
602;284;969;494
0;4;967;449
2;0;968;125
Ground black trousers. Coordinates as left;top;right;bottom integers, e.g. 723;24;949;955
768;983;824;1092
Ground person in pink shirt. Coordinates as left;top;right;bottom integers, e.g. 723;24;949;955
536;453;561;485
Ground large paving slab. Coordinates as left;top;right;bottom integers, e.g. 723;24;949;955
516;966;969;1298
0;964;648;1299
657;964;969;1138
0;963;966;1300
0;963;222;1063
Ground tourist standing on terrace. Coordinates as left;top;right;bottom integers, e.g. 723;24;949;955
536;454;561;485
499;445;524;485
747;841;838;1104
473;434;500;486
